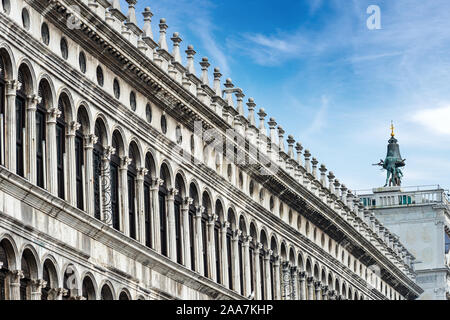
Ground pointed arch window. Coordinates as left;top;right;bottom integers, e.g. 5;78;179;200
36;83;47;188
128;147;137;240
56;97;66;199
111;135;121;231
16;68;26;177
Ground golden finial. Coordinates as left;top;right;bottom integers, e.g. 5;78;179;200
390;121;395;137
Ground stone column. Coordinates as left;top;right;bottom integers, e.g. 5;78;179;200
167;187;178;262
254;243;262;300
314;281;322;300
150;179;163;251
195;206;204;275
119;156;131;234
4;80;18;171
84;134;98;215
281;261;291;300
328;290;336;300
30;279;47;300
290;266;298;300
48;288;67;300
298;271;307;300
243;236;251;297
322;285;329;300
8;270;23;300
101;146;115;226
182;197;193;269
136;167;148;244
220;222;230;287
232;230;241;293
46;107;61;195
264;250;272;300
26;94;39;183
66;121;80;206
306;276;314;300
273;256;281;300
207;214;217;281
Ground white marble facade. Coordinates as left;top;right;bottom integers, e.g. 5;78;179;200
0;0;422;300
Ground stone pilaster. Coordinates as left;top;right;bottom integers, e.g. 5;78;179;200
4;80;18;172
182;197;193;269
167;187;178;262
264;249;272;300
8;270;23;300
232;230;241;293
26;94;39;184
30;279;47;300
46;107;62;195
66;121;80;207
150;178;163;251
242;236;251;297
136;167;148;244
281;261;291;300
298;271;307;300
254;243;262;300
314;281;322;300
101;146;115;226
273;256;281;300
290;266;298;300
119;156;131;234
322;285;329;300
84;134;98;215
195;206;205;275
306;276;314;300
207;213;218;281
220;222;230;287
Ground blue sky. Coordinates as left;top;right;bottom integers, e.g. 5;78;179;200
120;0;450;192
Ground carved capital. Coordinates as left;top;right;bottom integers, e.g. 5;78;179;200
306;276;314;284
102;146;116;161
298;271;306;280
68;121;81;135
84;134;98;148
47;107;62;122
314;281;322;290
9;270;24;283
120;156;132;169
183;197;193;207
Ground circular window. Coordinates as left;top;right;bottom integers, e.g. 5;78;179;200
41;22;50;45
176;125;182;144
60;38;68;60
21;8;30;30
2;0;10;14
249;180;254;196
79;51;86;73
160;115;167;134
190;135;195;154
145;103;152;123
113;79;120;99
96;66;104;87
130;91;136;111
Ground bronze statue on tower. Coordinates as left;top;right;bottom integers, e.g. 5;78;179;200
374;122;406;187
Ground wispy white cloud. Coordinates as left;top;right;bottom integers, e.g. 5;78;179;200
411;106;450;136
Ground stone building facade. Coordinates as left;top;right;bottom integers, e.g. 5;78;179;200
0;0;422;300
360;186;450;300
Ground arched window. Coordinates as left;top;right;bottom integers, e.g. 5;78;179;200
36;82;48;188
226;221;233;289
101;285;113;300
160;115;167;134
16;68;26;177
174;176;183;264
159;165;170;257
128;144;138;240
188;184;198;271
0;57;5;166
41;259;57;300
75;119;85;211
111;134;121;231
175;125;182;144
201;193;211;278
56;97;66;199
93;121;104;218
214;217;221;284
0;240;13;300
82;276;96;300
119;291;130;300
144;155;153;248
